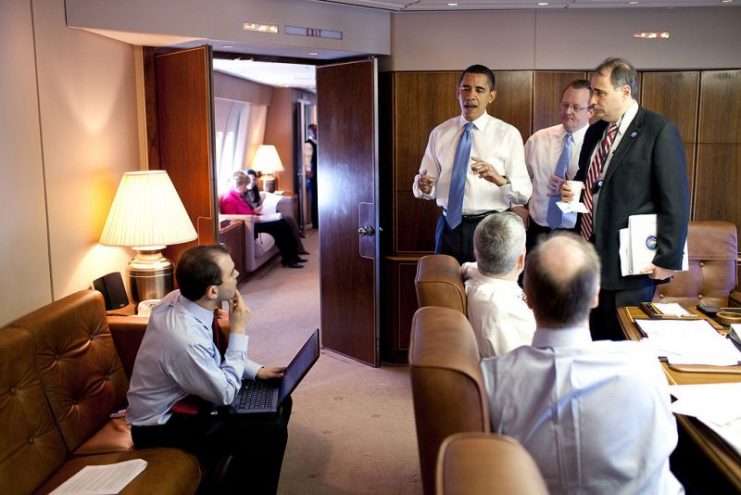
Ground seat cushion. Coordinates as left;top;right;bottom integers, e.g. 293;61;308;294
35;448;201;495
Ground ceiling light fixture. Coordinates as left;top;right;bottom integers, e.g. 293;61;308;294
538;2;549;5
308;52;319;56
448;2;459;5
634;32;670;39
243;22;279;34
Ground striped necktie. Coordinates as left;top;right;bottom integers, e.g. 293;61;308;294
580;123;618;240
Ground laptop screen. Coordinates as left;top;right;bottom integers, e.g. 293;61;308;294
278;329;320;403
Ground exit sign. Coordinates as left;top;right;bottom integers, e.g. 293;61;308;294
285;25;342;40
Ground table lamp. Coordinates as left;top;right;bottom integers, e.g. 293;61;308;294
99;170;197;302
252;144;284;193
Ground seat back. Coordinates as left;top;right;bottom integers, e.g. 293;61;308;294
11;290;129;452
410;306;489;495
436;433;548;495
415;255;467;314
0;327;68;494
653;221;738;307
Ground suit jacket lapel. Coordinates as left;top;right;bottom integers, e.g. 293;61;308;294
602;106;645;184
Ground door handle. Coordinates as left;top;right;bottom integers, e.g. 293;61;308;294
358;225;375;236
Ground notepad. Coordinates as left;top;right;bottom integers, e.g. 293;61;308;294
50;459;147;494
637;319;741;365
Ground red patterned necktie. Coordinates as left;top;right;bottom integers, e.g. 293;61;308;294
580;123;618;240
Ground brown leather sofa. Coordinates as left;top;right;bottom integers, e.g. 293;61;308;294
409;306;490;495
416;221;741;312
0;290;200;494
436;433;548;495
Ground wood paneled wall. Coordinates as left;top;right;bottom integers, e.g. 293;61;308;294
380;68;741;362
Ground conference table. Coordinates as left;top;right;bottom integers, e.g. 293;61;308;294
618;306;741;492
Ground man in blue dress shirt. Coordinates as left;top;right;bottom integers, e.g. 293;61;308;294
127;244;289;494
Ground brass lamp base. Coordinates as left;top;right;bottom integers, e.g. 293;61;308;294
260;174;277;193
128;249;173;303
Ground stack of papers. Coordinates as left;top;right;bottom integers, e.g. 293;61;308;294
637;319;741;365
670;383;741;456
50;459;147;495
619;214;688;276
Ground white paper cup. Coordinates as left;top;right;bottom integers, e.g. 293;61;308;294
565;180;584;203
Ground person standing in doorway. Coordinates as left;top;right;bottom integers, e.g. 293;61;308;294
303;123;319;229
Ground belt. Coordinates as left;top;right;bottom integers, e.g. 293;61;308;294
442;209;499;223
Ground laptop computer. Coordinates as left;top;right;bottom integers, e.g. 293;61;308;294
230;329;320;415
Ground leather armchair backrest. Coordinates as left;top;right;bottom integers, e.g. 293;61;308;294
415;255;467;314
410;306;489;495
0;327;68;494
436;433;548;495
11;290;128;452
653;221;738;307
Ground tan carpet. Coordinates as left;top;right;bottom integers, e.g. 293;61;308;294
238;230;422;495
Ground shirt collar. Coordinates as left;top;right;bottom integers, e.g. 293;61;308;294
531;325;592;349
614;100;639;136
458;111;490;131
175;291;215;328
563;122;589;143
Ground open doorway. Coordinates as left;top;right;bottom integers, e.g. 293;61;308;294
212;58;318;232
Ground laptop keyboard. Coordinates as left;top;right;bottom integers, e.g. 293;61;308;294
238;380;273;409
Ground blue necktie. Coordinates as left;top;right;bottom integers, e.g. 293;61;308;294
546;132;573;229
446;122;474;229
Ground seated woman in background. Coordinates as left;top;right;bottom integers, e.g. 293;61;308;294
220;171;307;268
244;169;308;255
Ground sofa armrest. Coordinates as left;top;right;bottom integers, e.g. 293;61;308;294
276;195;295;219
108;316;149;380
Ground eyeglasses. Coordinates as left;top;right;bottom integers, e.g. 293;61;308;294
560;102;590;112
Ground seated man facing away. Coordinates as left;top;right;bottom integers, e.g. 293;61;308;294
481;233;683;494
127;244;290;494
462;211;535;357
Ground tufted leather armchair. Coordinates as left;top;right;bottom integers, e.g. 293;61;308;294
653;221;740;307
0;290;200;494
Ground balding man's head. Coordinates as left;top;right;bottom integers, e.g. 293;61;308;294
524;233;601;328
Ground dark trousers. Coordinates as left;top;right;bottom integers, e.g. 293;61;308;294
526;221;556;254
256;219;300;263
434;213;494;265
131;398;292;495
590;284;657;341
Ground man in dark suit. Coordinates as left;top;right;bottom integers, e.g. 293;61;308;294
562;57;689;341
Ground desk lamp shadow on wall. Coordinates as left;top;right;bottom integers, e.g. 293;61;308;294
99;170;197;303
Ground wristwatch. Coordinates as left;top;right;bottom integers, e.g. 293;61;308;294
501;175;510;186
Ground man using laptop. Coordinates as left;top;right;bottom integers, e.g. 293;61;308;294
127;244;289;494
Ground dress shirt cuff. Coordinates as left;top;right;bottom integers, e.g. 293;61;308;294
243;359;263;380
227;332;249;352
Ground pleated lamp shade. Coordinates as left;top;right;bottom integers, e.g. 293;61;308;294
100;170;196;249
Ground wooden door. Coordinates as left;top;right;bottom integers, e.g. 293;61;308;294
317;59;379;366
146;46;218;266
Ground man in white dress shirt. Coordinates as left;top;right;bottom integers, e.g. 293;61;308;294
525;79;593;252
462;211;535;357
481;233;683;494
413;64;532;264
